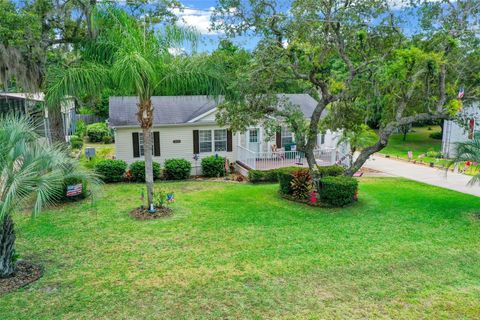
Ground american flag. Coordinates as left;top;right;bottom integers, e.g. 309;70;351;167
66;184;83;197
458;86;465;99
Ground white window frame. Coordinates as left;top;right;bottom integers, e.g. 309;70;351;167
214;129;227;152
198;129;228;153
199;130;212;153
281;127;294;146
139;132;153;156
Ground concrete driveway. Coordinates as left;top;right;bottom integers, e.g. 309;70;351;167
363;156;480;197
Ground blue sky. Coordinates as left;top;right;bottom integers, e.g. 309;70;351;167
174;0;260;52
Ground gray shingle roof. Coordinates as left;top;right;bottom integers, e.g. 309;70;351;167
109;94;319;127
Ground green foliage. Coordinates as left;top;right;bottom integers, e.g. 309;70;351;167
277;167;306;195
86;122;110;143
290;169;313;200
248;166;300;183
319;176;358;207
451;138;480;185
70;135;84;149
163;159;192;180
201;156;227;177
425;150;442;158
130;161;161;182
75;120;87;138
429;132;443;140
102;135;113;144
316;165;345;178
94;159;127;183
153;187;172;208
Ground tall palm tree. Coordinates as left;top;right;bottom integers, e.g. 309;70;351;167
0;116;98;278
451;138;480;185
45;7;224;207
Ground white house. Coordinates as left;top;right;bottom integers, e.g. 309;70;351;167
109;94;347;174
442;101;480;158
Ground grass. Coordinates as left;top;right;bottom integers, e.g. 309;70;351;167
379;126;442;161
2;178;480;319
79;141;115;168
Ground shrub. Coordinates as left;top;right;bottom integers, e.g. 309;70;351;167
201;156;227;177
130;160;161;182
75;120;86;138
429;132;442;140
102;135;113;144
290;169;313;200
319;176;358;207
86;122;110;143
248;166;300;183
164;158;192;180
61;177;88;202
70;135;83;149
94;159;127;183
278;167;306;195
316;165;345;178
426;150;443;158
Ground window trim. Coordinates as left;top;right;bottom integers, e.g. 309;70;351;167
198;129;229;153
138;132;154;156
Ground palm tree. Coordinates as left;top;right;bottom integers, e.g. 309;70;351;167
45;7;224;208
451;138;480;185
0;116;98;278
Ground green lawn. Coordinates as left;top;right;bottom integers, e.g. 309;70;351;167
379;126;442;161
2;179;480;319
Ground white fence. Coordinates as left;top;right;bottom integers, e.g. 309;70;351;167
237;146;343;170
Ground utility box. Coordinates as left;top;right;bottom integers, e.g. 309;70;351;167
85;147;96;160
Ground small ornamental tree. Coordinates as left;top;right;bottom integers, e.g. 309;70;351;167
0;116;98;278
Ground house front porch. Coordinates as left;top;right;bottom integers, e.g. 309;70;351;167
236;146;344;171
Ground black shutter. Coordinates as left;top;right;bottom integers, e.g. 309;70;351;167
132;132;140;158
227;130;233;152
276;131;282;148
193;130;199;154
153;131;160;156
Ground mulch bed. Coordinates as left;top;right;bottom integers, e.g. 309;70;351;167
0;261;43;295
129;206;172;220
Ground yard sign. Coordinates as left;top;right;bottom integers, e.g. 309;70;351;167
66;184;83;197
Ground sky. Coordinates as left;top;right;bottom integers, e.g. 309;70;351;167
174;0;259;52
173;0;424;53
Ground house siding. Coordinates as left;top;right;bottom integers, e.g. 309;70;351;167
442;102;480;157
114;124;237;175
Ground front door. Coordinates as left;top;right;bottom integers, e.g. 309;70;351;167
248;128;260;153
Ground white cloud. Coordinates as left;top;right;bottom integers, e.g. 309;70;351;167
172;6;222;35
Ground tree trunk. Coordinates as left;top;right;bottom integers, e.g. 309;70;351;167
304;100;327;172
0;216;16;278
48;108;66;143
143;126;154;207
137;98;154;208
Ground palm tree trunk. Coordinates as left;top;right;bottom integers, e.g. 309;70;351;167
143;127;154;207
0;216;16;278
137;98;155;208
48;108;66;143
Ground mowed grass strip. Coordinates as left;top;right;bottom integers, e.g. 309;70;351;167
1;178;480;319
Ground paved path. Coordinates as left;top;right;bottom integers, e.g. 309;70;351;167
364;156;480;197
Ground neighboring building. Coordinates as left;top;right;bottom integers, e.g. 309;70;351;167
0;92;76;142
109;94;348;174
442;101;480;158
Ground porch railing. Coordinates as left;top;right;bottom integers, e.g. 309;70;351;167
237;146;342;170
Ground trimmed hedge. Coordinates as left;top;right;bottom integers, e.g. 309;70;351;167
130;160;161;182
316;165;345;178
248;166;300;183
70;135;83;149
94;159;127;183
278;167;309;195
164;158;192;180
86;122;110;143
201;156;227;177
319;176;358;207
